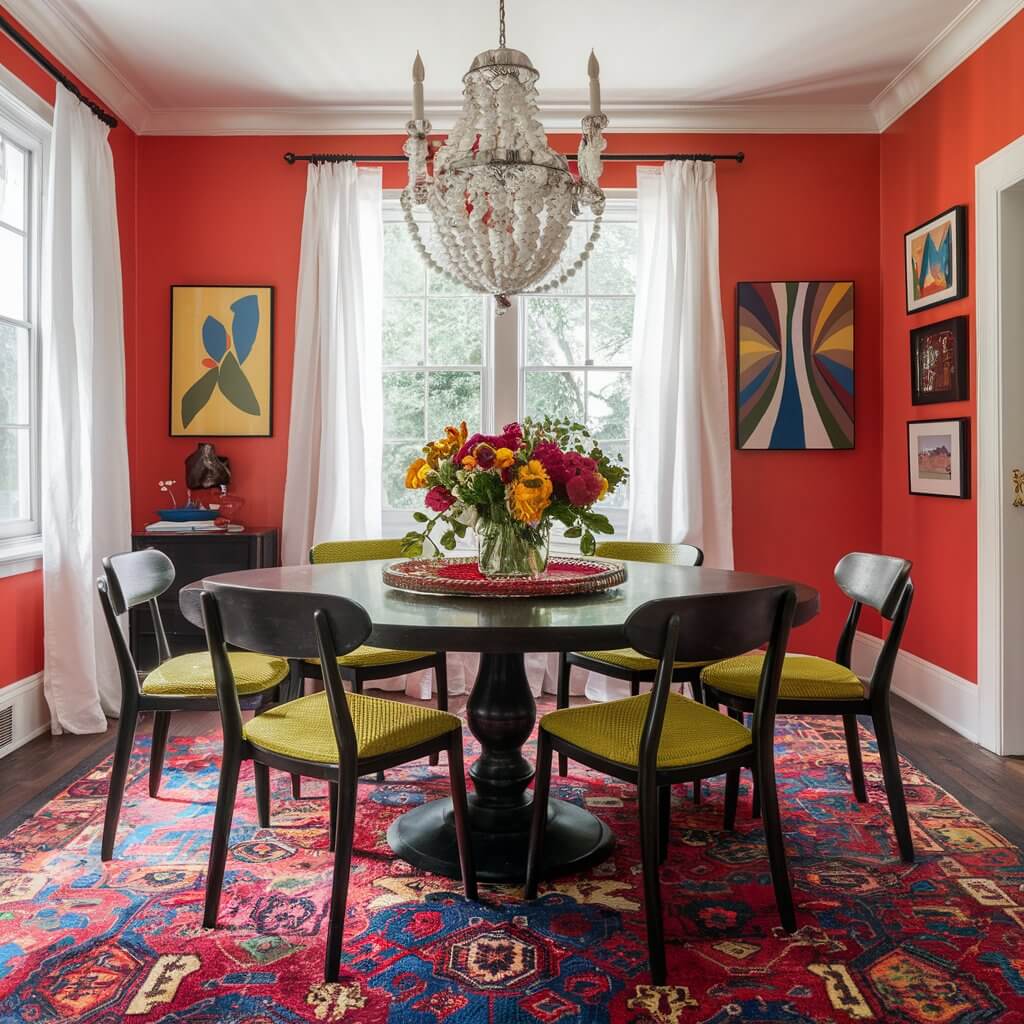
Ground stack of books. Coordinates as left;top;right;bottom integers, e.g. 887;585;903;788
144;520;241;533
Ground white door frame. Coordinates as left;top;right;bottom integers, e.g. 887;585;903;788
976;132;1024;754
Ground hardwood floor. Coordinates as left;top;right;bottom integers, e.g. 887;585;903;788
3;695;1023;847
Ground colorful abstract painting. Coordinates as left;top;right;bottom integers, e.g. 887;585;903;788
736;281;854;450
904;206;966;313
170;285;274;436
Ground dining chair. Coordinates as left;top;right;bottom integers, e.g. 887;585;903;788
555;541;706;782
701;552;915;862
199;579;477;981
526;584;798;985
96;549;296;861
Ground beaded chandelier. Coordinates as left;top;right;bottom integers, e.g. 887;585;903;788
402;0;607;311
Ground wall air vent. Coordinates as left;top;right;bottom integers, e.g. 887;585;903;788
0;703;13;752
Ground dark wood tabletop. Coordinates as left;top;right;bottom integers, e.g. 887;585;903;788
179;559;819;654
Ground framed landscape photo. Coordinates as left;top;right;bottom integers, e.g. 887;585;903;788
910;316;968;405
170;285;274;437
907;417;969;498
735;280;854;450
904;206;966;314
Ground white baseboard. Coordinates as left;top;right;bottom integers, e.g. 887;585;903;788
851;632;978;743
0;672;50;759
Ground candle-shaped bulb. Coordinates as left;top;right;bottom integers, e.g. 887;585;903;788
588;50;601;116
412;51;425;122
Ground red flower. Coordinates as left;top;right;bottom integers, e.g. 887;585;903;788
532;440;568;487
425;486;456;512
563;451;603;506
455;426;522;464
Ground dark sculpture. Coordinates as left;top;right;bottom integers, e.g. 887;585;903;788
185;442;231;490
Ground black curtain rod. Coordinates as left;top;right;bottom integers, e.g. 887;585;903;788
284;150;744;165
0;12;118;128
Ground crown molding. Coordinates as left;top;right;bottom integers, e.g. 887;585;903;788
140;101;879;136
1;0;148;130
870;0;1024;130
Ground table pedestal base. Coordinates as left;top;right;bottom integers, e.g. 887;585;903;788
388;796;613;884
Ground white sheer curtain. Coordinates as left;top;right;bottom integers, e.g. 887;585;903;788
281;162;384;564
586;161;732;702
41;85;131;733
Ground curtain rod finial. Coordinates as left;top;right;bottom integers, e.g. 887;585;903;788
283;152;296;164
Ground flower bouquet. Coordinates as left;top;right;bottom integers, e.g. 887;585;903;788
402;418;628;578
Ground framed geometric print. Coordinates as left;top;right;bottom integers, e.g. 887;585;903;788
736;281;854;450
170;285;274;437
904;206;967;314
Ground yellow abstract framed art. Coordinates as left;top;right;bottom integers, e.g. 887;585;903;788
170;285;274;437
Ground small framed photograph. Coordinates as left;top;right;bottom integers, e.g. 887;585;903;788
910;316;968;404
907;418;969;498
904;206;967;314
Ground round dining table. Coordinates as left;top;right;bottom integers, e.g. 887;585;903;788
180;560;818;883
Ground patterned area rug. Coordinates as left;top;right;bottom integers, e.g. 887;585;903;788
2;703;1024;1023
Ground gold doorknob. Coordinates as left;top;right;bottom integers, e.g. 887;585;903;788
1014;469;1024;508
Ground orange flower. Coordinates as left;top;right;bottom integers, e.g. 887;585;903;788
597;474;609;500
425;421;469;468
405;458;431;489
461;455;478;470
494;447;515;469
510;460;553;524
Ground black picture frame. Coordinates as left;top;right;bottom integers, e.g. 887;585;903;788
169;284;275;438
907;417;969;498
910;316;968;405
904;205;967;315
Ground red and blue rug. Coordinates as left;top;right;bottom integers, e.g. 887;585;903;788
1;704;1023;1022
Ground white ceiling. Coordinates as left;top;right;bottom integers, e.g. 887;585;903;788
4;0;1023;133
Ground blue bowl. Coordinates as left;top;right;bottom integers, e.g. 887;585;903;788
157;508;220;522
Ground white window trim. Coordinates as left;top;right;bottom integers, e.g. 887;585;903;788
0;81;49;571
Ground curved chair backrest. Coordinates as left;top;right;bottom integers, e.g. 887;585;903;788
625;586;797;782
833;552;914;704
311;539;403;564
595;540;703;567
97;549;177;697
200;581;373;770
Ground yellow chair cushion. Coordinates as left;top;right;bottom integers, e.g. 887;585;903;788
594;540;695;565
310;539;403;564
303;645;436;669
576;647;708;673
541;692;751;769
244;691;460;763
702;654;865;701
142;651;289;697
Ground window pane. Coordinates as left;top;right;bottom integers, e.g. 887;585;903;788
0;141;26;231
589;298;633;366
383;371;425;439
587;369;631;440
383;222;424;295
0;427;30;522
0;322;30;425
383;297;423;366
599;442;629;510
588;222;637;295
539;221;588;296
383;442;424;509
524;369;584;423
427;371;480;436
427;297;484;365
0;227;25;321
525;297;585;366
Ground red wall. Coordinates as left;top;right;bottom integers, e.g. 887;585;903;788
0;6;137;687
135;131;883;656
880;11;1024;682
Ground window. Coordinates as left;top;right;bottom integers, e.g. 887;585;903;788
0;98;45;545
381;196;636;533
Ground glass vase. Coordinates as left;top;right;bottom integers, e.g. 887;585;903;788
476;516;550;579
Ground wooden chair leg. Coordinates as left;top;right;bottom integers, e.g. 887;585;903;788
524;730;554;898
429;655;448;767
102;710;137;861
639;775;667;984
323;768;357;982
630;674;641;697
873;706;914;862
447;736;478;900
556;654;571;777
253;762;271;827
328;780;338;853
843;713;869;803
689;674;705;704
723;769;740;830
290;774;302;799
203;749;242;928
148;711;172;798
758;749;796;932
658;785;671;864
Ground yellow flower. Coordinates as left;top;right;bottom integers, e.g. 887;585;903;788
405;458;429;489
494;447;515;469
510;460;553;524
597;475;609;500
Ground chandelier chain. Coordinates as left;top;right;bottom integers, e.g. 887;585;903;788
498;0;506;47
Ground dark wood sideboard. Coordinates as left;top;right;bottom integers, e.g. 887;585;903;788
129;527;278;670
